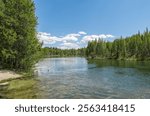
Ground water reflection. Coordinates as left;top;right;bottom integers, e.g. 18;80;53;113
35;57;150;99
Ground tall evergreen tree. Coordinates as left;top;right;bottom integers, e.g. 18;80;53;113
86;29;150;60
0;0;41;70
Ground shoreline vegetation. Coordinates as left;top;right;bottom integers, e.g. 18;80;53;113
0;0;41;96
0;0;42;72
85;28;150;61
42;28;150;61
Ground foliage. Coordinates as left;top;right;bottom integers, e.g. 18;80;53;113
42;47;86;57
41;29;150;61
86;29;150;60
0;0;42;71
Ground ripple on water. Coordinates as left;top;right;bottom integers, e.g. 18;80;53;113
35;57;150;99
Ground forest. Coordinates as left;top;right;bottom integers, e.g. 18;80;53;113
0;0;42;71
1;0;150;72
42;47;86;57
42;29;150;61
86;29;150;60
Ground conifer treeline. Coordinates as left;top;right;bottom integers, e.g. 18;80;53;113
42;47;86;57
86;29;150;60
43;29;150;61
0;0;41;70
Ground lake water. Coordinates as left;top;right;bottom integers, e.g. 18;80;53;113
34;57;150;99
1;57;150;99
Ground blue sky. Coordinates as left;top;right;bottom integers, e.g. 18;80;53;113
34;0;150;49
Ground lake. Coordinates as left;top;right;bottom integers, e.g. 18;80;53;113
34;57;150;99
1;57;150;99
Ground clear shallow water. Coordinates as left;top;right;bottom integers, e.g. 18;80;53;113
34;57;150;99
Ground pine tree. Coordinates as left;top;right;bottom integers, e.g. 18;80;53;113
86;29;150;60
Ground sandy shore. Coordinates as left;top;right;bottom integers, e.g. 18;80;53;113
0;70;22;82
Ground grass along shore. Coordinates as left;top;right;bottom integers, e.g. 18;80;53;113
0;70;40;99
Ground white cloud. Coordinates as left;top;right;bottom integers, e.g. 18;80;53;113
81;34;115;43
105;34;114;38
37;32;115;49
59;42;80;49
37;32;81;44
62;33;80;42
78;31;87;35
37;32;56;45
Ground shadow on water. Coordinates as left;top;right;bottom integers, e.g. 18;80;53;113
88;59;150;72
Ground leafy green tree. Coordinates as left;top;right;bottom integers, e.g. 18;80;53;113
0;0;41;70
